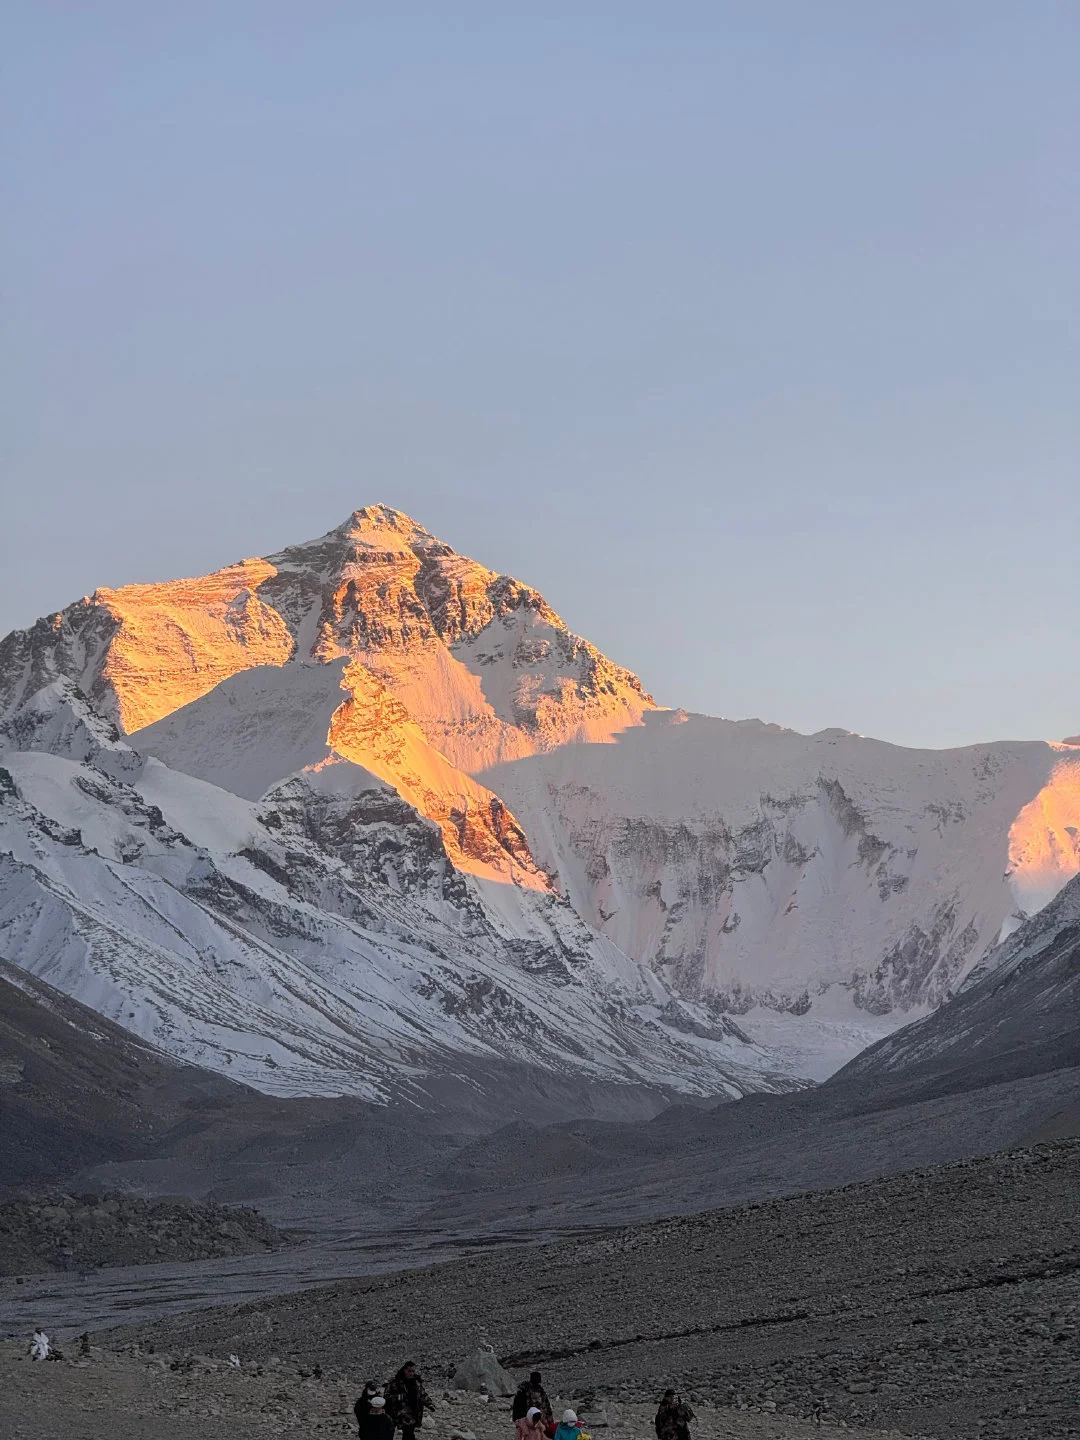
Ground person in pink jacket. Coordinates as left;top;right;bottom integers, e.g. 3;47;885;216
516;1406;547;1440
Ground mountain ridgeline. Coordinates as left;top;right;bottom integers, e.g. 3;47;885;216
1;504;1078;1108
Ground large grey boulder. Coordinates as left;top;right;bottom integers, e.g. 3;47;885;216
451;1345;516;1396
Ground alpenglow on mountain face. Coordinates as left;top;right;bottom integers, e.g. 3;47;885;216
1;504;1078;1102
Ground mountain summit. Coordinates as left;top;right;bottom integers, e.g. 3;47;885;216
0;504;652;757
0;506;653;883
258;504;655;768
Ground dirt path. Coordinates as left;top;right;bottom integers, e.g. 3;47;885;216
0;1341;923;1440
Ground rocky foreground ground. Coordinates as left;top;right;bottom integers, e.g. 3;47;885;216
0;1192;284;1274
0;1341;921;1440
115;1142;1080;1440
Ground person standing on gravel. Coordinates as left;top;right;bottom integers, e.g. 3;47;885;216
553;1407;582;1440
386;1359;434;1440
654;1389;694;1440
355;1381;382;1435
362;1394;396;1440
516;1405;548;1440
512;1371;554;1428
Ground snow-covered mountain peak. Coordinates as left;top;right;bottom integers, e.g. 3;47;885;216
0;507;655;770
336;502;435;542
268;504;446;582
2;505;1079;1109
257;507;655;768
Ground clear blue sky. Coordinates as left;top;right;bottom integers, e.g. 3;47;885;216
4;3;1078;748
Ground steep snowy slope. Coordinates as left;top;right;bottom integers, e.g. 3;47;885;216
134;660;546;886
0;711;790;1102
482;713;1080;1046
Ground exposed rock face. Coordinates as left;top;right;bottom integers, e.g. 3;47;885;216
482;710;1080;1049
0;1193;282;1274
450;1347;517;1396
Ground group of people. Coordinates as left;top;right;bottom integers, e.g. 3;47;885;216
356;1362;434;1440
511;1369;579;1440
515;1382;693;1440
355;1364;694;1440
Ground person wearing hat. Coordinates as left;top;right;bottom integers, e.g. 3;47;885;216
516;1406;548;1440
355;1381;381;1432
361;1395;395;1440
554;1409;581;1440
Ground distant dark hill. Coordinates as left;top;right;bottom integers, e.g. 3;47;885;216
0;957;245;1191
1;958;669;1230
0;958;465;1216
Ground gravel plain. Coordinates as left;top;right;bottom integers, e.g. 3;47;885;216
110;1141;1080;1440
0;1342;924;1440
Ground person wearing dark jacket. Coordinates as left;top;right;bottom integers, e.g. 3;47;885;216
386;1360;434;1440
512;1372;553;1426
355;1382;381;1434
654;1390;694;1440
361;1395;395;1440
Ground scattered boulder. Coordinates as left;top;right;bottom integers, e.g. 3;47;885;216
450;1345;516;1396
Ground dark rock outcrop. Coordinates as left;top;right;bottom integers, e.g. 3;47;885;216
0;1192;281;1274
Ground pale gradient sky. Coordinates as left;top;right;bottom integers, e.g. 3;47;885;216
3;3;1078;749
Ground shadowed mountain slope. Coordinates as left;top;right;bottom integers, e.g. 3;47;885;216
0;957;247;1191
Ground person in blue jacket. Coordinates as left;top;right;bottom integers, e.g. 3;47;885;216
554;1409;581;1440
